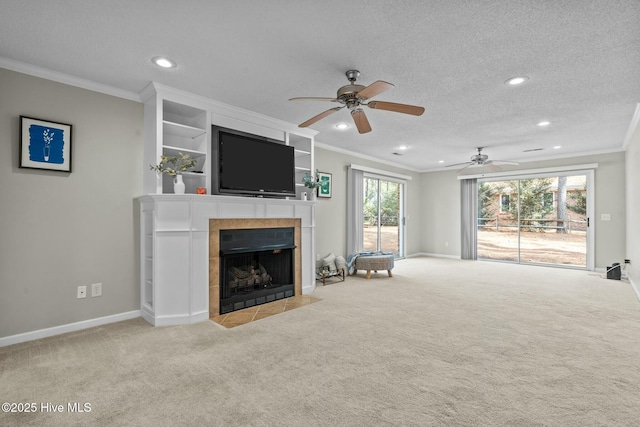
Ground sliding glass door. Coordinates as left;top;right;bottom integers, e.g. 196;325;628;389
363;176;404;257
477;174;589;268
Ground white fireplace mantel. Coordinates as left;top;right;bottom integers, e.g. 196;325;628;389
137;194;316;326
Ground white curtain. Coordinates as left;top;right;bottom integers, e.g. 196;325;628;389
347;166;364;256
460;178;478;260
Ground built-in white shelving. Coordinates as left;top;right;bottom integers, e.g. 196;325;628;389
288;133;313;199
139;83;318;326
159;100;208;194
142;83;316;198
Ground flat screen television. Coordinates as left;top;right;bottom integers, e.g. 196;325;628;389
211;126;296;198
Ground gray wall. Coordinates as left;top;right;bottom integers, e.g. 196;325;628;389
419;169;462;257
316;144;627;271
419;152;627;269
0;68;143;338
0;67;634;340
625;119;640;285
314;146;422;260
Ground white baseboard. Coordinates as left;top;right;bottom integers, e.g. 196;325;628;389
407;252;462;260
0;310;141;348
593;268;639;303
629;276;640;302
150;311;210;327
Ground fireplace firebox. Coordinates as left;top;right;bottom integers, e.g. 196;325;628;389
219;227;295;314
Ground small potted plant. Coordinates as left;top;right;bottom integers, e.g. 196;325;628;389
150;153;197;194
302;169;322;188
302;169;323;199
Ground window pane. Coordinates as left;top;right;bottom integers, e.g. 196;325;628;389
479;176;587;267
478;181;518;261
519;176;586;266
362;177;402;256
363;178;378;252
379;180;400;255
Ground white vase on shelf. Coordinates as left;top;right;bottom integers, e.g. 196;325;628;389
174;174;185;194
308;188;317;200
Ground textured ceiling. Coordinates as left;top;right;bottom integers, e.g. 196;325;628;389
1;0;639;171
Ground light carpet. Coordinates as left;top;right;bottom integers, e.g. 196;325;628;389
1;257;639;427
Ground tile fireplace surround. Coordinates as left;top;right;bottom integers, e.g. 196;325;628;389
138;194;315;326
209;218;302;316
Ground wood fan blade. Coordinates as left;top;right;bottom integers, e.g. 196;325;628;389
445;162;473;168
486;162;502;172
491;160;520;165
357;80;394;100
289;97;339;102
351;109;372;134
299;107;343;128
456;163;473;173
367;101;425;116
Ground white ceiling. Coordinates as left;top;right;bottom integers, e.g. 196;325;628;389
1;1;639;171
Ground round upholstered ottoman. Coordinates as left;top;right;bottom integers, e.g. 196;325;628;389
354;254;394;279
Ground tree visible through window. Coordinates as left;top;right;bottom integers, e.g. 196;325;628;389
477;174;588;268
478;182;501;224
363;177;403;255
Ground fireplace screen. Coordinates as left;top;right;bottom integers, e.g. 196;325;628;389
219;227;295;314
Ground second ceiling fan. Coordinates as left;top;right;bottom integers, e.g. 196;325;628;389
446;147;520;172
290;70;425;134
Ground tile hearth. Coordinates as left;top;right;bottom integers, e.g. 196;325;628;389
210;295;320;328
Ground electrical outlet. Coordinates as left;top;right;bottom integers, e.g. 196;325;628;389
601;213;611;221
91;282;102;297
77;285;87;299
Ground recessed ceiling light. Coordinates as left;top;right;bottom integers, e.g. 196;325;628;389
398;145;409;150
506;76;529;86
438;160;445;163
537;121;551;127
553;145;562;149
334;122;350;130
152;56;176;69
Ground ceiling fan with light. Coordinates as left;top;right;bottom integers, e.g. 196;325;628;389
289;70;425;134
446;147;520;172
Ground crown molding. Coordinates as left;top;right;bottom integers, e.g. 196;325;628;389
0;56;141;102
622;103;640;151
145;82;317;138
314;140;421;173
421;147;625;174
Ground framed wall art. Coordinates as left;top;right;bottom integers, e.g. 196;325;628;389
317;171;332;198
20;116;73;172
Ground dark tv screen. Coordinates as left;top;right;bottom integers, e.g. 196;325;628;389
217;130;295;197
